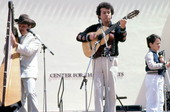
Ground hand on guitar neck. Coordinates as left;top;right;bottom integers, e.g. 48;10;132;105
119;19;127;29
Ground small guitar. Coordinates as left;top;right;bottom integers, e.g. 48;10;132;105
82;10;140;57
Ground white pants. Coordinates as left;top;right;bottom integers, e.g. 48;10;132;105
93;57;118;112
18;78;39;112
145;74;164;112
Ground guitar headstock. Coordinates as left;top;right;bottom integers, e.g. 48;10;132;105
123;10;140;20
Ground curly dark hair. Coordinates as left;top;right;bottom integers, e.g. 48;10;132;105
96;2;114;16
146;34;161;48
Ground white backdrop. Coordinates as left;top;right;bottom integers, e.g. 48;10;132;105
0;0;170;111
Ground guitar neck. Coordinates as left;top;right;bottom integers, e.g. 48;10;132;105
105;21;120;35
97;9;140;40
97;21;120;40
105;15;128;35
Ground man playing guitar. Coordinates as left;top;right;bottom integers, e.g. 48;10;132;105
76;2;127;112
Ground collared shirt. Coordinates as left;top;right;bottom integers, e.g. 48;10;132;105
17;32;41;78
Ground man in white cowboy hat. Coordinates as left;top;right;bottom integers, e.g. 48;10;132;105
11;14;41;112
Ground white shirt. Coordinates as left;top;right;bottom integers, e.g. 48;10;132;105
17;32;41;78
145;50;163;70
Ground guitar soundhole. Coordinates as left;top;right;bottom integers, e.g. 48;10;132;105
98;34;103;40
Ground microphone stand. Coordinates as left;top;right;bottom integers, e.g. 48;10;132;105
99;20;127;112
162;51;170;112
80;39;100;112
28;30;54;112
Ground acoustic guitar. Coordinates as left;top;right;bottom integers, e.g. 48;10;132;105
82;10;140;57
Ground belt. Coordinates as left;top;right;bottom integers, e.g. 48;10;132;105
100;54;115;57
93;53;117;59
147;71;158;74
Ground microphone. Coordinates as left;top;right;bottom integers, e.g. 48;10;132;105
158;50;164;58
27;29;54;55
27;29;35;36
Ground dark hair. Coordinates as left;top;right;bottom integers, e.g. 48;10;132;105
146;34;161;48
96;2;114;17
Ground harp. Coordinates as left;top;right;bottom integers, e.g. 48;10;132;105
0;1;21;106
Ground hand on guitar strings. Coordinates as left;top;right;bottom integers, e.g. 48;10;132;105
87;32;96;41
88;31;114;41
